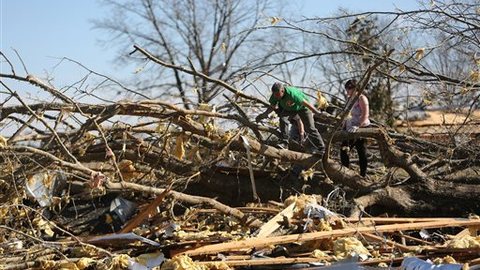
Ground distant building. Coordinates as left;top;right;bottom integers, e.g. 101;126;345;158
394;109;480;144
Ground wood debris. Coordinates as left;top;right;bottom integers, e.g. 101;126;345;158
0;48;479;269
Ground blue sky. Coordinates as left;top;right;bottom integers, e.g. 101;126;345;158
1;1;116;82
1;0;422;88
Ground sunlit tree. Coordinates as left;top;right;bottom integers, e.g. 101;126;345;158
95;0;281;108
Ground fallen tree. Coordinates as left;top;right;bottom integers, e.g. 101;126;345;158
1;52;479;219
1;46;480;269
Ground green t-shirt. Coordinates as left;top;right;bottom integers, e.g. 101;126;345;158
269;85;307;111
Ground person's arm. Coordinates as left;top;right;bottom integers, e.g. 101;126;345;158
358;95;370;127
255;106;275;122
302;100;321;115
293;117;305;142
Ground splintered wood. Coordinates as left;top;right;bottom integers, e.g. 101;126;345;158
1;193;480;269
160;197;480;269
1;49;480;269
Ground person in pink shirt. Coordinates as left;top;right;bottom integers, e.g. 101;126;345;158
341;79;371;177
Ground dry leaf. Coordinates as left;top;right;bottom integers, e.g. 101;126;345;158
415;48;425;60
300;168;314;181
270;16;282;25
56;261;80;270
220;130;233;143
118;160;135;172
447;236;480;248
161;255;209;270
460;87;470;94
311;249;328;259
156;123;166;134
0;135;8;148
316;92;328;110
422;97;432;106
203;122;217;136
469;70;480;81
198;103;213;124
40;260;57;269
76;258;95;270
111;254;131;269
33;217;55;237
174;134;185;160
443;255;457;264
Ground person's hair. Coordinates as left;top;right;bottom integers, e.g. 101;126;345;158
271;82;283;92
344;79;357;90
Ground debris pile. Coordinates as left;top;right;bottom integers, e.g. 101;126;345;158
1;52;479;269
1;192;479;269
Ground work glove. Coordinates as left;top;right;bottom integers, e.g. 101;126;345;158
347;125;359;133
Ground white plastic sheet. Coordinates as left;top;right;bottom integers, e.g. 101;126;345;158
401;257;462;270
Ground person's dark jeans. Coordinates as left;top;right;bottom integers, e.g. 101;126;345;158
340;139;367;177
277;109;325;151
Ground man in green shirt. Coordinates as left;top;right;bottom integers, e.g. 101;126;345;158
255;82;325;155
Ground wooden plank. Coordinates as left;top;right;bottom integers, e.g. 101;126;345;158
453;228;471;239
424;247;480;254
181;219;480;256
197;257;322;267
392;232;433;245
236;207;280;214
448;225;480;242
195;207;280;214
255;202;295;238
469;257;480;266
469;225;480;237
224;255;251;260
344;217;462;224
345;218;416;252
120;187;170;233
290;217;460;227
361;232;415;252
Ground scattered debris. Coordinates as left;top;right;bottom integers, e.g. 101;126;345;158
1;41;479;269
